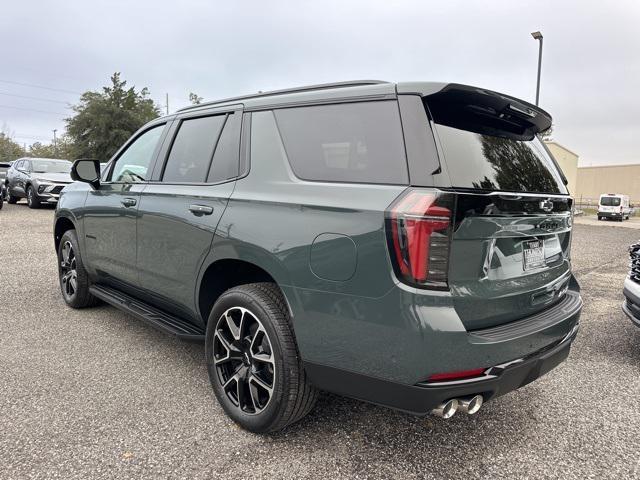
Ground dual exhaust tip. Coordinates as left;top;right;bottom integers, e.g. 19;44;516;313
431;395;483;419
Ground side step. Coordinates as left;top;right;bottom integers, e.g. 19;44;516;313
89;284;205;342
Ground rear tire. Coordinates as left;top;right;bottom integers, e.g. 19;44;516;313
26;186;40;209
57;229;99;308
205;282;317;433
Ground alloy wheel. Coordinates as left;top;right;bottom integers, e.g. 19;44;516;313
60;241;78;299
27;188;33;207
213;306;276;415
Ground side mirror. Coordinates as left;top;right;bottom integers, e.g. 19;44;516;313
71;159;101;189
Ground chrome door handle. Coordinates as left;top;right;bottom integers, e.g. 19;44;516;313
189;204;214;215
121;197;137;207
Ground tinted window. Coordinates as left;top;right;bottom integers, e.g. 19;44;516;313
163;115;225;183
274;101;408;184
434;125;566;194
601;196;621;206
207;113;241;183
111;125;164;182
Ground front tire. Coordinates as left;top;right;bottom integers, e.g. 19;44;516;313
7;192;18;204
26;186;40;209
206;283;317;433
57;230;99;308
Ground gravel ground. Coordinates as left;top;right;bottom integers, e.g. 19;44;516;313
1;202;639;480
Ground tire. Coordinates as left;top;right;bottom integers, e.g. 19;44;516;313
7;193;18;204
0;194;3;210
57;229;99;308
205;282;317;433
597;216;601;221
26;185;40;209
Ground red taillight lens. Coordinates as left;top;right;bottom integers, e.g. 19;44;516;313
427;368;487;383
386;189;454;289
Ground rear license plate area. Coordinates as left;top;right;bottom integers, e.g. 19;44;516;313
523;239;546;271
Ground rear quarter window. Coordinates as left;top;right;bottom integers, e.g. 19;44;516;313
274;101;408;185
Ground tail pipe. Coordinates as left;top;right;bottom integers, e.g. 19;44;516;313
431;395;483;419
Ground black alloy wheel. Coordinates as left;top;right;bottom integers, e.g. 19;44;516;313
213;306;276;414
59;240;78;302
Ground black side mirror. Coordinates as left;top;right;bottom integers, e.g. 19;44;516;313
71;159;101;189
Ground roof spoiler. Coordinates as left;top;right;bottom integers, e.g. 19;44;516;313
424;83;552;141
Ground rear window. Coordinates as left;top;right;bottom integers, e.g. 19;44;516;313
434;125;567;194
600;196;621;206
274;101;408;185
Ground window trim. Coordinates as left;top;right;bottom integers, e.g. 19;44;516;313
152;107;245;186
270;99;410;187
103;121;169;185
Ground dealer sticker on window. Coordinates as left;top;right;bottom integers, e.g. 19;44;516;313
523;239;546;271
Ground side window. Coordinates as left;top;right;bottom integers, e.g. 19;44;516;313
207;112;241;183
15;160;24;171
162;115;225;183
110;125;165;183
23;161;31;172
273;101;408;185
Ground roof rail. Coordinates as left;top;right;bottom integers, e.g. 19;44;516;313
177;80;389;112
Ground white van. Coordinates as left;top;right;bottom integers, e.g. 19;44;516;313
598;193;631;221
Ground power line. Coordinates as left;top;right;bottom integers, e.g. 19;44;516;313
0;104;67;116
0;79;81;95
0;91;72;106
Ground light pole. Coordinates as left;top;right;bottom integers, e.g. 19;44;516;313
531;31;543;106
52;129;58;157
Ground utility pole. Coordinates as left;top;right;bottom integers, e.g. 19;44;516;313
52;129;58;157
165;93;169;115
531;31;544;106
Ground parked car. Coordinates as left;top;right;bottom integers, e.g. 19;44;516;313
6;158;73;208
623;242;640;328
598;193;631;221
54;80;582;433
0;161;12;201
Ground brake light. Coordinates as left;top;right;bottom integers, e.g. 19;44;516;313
385;189;454;289
427;368;487;382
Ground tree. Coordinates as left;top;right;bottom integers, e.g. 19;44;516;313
28;135;77;159
66;72;161;161
189;92;203;105
0;130;25;162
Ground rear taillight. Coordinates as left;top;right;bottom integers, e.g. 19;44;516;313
385;189;454;289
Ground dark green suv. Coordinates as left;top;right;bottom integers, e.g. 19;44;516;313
54;81;582;432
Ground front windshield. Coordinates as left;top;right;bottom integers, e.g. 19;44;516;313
31;160;71;174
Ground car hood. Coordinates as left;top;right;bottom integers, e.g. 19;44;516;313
33;172;72;183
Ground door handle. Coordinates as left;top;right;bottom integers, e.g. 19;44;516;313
121;197;137;208
189;204;214;215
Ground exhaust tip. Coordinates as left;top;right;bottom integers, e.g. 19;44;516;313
458;395;483;415
431;399;459;419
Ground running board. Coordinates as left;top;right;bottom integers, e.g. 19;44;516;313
89;284;205;342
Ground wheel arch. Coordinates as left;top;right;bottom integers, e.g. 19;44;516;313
197;257;293;328
54;215;77;252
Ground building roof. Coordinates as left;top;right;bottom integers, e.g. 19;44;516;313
544;141;579;158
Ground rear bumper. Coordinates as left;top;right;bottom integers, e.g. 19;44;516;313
622;277;640;328
302;285;582;415
305;320;579;415
598;211;623;218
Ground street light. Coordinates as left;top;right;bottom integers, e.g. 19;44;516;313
531;31;543;106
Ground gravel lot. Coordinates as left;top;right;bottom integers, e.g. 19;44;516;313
1;202;639;480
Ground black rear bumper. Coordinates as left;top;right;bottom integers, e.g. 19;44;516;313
304;321;579;416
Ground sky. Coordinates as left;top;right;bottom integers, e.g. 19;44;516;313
1;0;639;166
